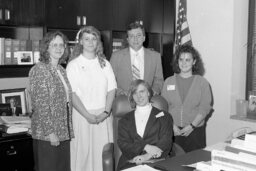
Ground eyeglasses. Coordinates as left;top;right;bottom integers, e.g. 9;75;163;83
49;43;66;49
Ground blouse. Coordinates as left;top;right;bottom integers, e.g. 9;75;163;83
29;62;74;141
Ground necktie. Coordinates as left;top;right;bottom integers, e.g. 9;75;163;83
132;53;140;80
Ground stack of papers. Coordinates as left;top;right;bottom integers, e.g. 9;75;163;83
196;134;256;171
0;116;31;134
122;165;160;171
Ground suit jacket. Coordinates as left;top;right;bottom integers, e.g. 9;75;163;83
110;48;164;95
13;106;22;116
117;107;173;170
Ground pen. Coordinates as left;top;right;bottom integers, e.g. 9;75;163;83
153;165;169;171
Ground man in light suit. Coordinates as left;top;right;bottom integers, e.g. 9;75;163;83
110;21;164;96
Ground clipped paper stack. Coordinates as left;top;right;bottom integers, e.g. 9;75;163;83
0;116;31;134
196;134;256;171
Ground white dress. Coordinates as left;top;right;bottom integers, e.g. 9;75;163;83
66;55;117;171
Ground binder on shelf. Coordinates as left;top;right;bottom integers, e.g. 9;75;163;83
4;38;12;65
12;39;20;65
0;37;4;65
19;40;27;51
32;40;40;64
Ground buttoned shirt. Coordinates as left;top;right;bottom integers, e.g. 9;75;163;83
130;47;144;79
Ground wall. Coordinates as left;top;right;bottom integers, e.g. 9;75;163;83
187;0;256;145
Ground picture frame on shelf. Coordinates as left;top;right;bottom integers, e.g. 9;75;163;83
16;51;34;65
0;103;12;116
0;88;27;116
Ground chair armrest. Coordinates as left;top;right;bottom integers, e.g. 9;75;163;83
102;142;115;171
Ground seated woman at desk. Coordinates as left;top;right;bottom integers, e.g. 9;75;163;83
117;79;173;170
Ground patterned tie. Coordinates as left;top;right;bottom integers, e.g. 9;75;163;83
132;53;140;80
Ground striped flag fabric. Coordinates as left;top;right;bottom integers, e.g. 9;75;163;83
175;0;193;51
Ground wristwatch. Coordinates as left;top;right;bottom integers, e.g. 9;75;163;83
190;123;196;129
103;111;110;116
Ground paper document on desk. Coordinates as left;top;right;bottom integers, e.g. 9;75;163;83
204;142;228;152
121;165;160;171
0;116;31;124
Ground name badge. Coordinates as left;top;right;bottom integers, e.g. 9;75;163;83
167;85;175;91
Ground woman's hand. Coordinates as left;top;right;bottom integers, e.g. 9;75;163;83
132;153;152;165
85;114;98;124
96;112;109;123
180;125;193;136
48;133;60;146
144;144;162;158
173;124;182;136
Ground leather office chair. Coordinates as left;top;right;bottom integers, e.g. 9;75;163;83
102;95;185;171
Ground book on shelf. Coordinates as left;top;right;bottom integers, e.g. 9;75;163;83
112;38;126;52
32;40;40;63
0;37;4;65
4;38;12;65
19;39;27;51
12;39;20;65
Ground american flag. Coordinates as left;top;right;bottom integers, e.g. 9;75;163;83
175;0;193;52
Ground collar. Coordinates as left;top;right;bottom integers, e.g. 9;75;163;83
129;47;144;56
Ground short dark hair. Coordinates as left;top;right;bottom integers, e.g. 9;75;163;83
126;21;145;36
39;31;69;64
128;79;153;108
172;44;205;76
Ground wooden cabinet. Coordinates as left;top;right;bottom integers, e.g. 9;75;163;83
0;133;34;171
0;0;44;26
45;0;113;30
112;0;141;31
140;0;164;33
112;0;170;33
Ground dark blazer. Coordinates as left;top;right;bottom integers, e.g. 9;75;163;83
117;107;173;170
110;48;164;95
12;106;22;116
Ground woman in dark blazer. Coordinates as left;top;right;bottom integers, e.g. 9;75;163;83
117;79;173;170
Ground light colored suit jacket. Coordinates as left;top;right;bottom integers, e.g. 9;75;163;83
110;48;164;95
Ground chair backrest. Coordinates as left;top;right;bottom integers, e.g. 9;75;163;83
111;94;169;169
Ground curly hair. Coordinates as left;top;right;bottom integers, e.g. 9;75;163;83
39;31;69;64
128;79;153;109
172;44;205;76
69;26;106;68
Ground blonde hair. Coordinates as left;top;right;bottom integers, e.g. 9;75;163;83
69;26;106;68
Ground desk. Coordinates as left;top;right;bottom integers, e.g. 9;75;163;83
150;149;211;171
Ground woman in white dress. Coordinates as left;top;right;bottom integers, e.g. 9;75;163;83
66;26;117;171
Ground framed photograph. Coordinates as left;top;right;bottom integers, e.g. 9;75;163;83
16;51;33;65
0;88;26;116
0;103;12;116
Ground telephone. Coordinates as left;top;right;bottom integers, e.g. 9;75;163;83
226;127;254;141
